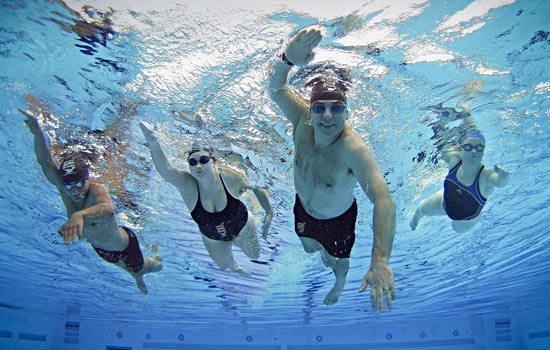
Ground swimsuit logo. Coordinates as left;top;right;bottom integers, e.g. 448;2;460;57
456;189;462;194
297;222;306;234
215;223;227;237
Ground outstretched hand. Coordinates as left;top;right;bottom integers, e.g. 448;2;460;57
494;164;509;176
58;212;84;244
19;108;42;134
284;28;322;66
492;164;511;187
139;121;156;140
359;260;395;312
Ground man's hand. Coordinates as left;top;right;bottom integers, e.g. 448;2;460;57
359;260;395;312
58;212;84;244
140;121;160;144
284;28;322;66
19;109;42;134
139;121;155;138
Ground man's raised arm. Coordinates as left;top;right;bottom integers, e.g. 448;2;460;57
20;109;62;187
268;28;322;128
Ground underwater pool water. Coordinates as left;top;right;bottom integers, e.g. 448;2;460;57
0;0;549;349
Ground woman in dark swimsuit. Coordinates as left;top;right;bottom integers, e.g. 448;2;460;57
410;130;510;233
140;122;273;276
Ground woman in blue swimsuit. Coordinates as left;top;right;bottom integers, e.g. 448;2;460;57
140;122;273;276
410;130;510;233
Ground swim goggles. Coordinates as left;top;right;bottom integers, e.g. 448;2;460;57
310;102;347;114
462;144;485;152
188;155;211;166
63;180;85;191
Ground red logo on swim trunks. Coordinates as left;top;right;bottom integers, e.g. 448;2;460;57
215;223;227;237
297;222;305;234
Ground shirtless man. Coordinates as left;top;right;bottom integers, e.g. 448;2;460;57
410;130;510;233
268;28;396;310
22;109;162;293
140;122;273;277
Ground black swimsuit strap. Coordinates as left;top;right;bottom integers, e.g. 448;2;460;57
194;173;234;213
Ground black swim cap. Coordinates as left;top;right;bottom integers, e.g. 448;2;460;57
188;148;213;159
59;156;89;184
310;84;347;104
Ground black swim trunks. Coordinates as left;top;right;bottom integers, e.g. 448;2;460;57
93;226;144;273
293;194;358;259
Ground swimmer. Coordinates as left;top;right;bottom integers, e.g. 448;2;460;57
21;109;162;294
140;122;273;277
268;28;396;310
410;130;510;233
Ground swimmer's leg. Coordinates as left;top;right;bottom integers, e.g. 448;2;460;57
410;190;445;230
132;274;148;294
451;216;480;233
201;234;250;276
299;237;348;305
142;255;163;274
320;250;349;305
232;212;260;260
298;236;324;254
116;258;161;295
134;256;163;294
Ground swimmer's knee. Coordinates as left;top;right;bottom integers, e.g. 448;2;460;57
335;258;349;271
303;245;318;254
452;226;468;234
215;260;233;270
452;221;475;233
211;255;235;270
249;249;260;260
233;234;260;260
418;201;427;215
323;253;348;271
300;237;322;254
242;244;260;259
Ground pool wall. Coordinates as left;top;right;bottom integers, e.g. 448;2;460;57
1;307;549;349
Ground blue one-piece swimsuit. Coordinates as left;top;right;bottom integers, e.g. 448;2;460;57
443;160;487;221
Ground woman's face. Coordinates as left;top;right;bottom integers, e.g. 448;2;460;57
187;151;214;178
460;137;485;164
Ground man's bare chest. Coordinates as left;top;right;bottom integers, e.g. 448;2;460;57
295;149;353;189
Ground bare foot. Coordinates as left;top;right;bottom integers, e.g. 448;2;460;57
143;255;163;273
131;256;162;294
409;218;418;231
409;208;423;231
324;283;344;305
232;262;251;277
323;258;349;305
134;274;148;294
151;241;160;253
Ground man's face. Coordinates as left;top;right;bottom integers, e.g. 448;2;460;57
309;100;348;137
63;179;88;201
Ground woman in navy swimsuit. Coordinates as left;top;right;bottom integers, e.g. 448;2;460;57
140;122;273;276
410;130;510;233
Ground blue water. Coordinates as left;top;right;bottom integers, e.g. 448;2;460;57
1;0;549;349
